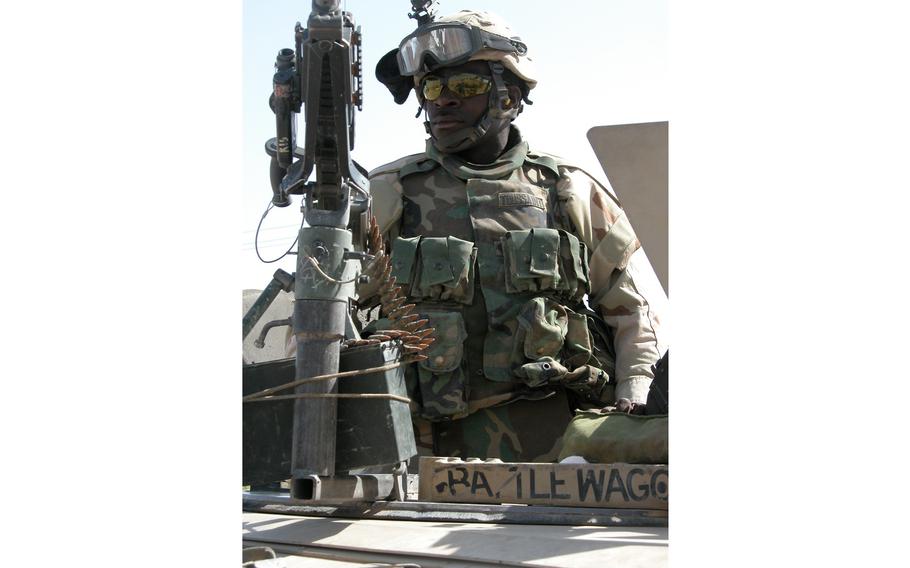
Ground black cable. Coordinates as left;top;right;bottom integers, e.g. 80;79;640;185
254;198;304;264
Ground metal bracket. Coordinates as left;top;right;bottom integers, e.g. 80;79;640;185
290;472;409;503
304;183;352;228
388;461;410;502
254;317;293;349
242;269;295;340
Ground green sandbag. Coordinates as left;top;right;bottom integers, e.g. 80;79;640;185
558;410;668;464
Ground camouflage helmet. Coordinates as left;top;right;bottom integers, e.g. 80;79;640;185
402;10;538;92
375;9;536;153
377;10;537;105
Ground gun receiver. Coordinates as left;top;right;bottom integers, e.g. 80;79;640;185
269;0;369;230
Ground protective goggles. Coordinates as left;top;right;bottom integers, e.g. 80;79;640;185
420;73;493;101
397;22;527;76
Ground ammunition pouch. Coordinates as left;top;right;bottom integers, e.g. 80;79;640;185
385;224;609;419
415;310;469;421
483;229;597;387
501;228;590;300
387;236;476;420
390;235;477;304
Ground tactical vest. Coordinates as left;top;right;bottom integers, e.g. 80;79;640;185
382;143;611;421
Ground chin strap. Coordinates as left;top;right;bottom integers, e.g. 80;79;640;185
422;61;518;154
487;61;522;120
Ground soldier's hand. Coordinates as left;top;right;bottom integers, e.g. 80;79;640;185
614;398;647;415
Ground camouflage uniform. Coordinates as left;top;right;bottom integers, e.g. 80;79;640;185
363;9;666;461
365;128;665;462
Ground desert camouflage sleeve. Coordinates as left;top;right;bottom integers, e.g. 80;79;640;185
556;166;667;404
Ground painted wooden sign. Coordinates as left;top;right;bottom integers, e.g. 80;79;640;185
418;457;668;510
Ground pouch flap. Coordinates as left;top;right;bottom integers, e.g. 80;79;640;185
390;236;421;285
529;228;560;277
517;297;568;360
446;236;475;283
563;309;593;368
559;231;586;282
564;309;591;352
419;311;467;373
419;237;456;287
504;229;535;280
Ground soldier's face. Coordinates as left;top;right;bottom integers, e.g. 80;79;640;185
423;61;494;140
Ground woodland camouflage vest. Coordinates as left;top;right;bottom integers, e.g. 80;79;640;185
377;140;615;421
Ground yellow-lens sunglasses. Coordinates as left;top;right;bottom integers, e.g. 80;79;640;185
420;73;493;101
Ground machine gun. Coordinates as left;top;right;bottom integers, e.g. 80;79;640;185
243;0;428;501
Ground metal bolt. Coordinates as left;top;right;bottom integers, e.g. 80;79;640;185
312;241;329;259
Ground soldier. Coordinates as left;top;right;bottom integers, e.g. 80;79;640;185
362;10;667;462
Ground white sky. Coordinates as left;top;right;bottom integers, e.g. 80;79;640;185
241;0;667;288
